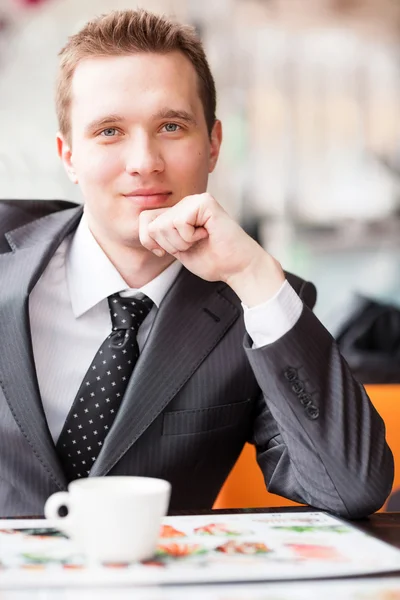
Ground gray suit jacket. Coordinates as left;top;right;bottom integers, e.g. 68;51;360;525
0;200;394;518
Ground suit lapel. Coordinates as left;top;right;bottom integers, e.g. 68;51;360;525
91;269;241;476
0;206;83;489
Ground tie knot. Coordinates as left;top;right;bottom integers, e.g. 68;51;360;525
108;293;153;332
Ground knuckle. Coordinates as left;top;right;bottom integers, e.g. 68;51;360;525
172;216;187;230
160;219;173;234
147;220;158;235
139;209;151;224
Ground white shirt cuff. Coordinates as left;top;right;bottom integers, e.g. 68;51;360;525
242;280;303;348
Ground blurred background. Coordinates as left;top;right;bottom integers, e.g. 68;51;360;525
2;0;400;366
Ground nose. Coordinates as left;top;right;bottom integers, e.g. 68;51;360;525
125;131;164;176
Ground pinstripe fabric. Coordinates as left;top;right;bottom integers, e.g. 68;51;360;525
245;308;394;518
0;200;394;518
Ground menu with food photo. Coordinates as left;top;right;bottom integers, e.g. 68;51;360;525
1;511;400;588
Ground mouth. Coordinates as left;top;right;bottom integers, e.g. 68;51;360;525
122;189;173;208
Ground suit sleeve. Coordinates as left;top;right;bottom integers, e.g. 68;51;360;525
245;283;394;519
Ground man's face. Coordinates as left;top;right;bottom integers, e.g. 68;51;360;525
58;51;221;249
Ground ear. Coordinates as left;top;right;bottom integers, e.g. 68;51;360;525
208;119;222;174
57;132;78;184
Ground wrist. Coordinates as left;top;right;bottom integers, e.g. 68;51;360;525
225;252;285;307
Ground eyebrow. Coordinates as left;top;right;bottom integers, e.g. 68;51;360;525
85;114;125;135
153;109;197;126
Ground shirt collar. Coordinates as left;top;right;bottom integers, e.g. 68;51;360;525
66;213;181;318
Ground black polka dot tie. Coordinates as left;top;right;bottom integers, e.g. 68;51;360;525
56;293;153;482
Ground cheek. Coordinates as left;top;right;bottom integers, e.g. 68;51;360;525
73;146;122;188
169;142;209;184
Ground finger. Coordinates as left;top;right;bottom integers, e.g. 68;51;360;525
190;226;208;243
152;217;209;253
147;223;189;256
157;226;192;253
139;211;166;256
172;219;209;244
148;232;181;256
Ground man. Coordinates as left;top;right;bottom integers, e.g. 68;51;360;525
0;9;393;518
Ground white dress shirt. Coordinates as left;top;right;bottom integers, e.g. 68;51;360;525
29;214;302;443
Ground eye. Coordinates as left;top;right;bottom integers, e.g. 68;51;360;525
100;128;119;137
162;123;181;133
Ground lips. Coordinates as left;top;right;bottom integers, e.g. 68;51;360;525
123;189;172;208
124;188;172;197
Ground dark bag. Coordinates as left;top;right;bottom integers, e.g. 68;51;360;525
335;295;400;384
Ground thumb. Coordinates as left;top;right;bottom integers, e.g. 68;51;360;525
190;226;208;244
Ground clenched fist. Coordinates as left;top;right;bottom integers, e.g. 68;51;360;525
139;193;285;306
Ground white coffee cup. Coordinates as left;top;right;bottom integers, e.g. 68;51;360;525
44;476;171;563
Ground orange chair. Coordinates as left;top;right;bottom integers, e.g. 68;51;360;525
213;384;400;510
365;384;400;511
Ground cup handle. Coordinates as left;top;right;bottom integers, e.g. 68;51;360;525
44;491;71;521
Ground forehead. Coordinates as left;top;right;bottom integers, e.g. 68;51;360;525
70;51;203;125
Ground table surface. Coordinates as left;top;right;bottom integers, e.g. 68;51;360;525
356;511;400;549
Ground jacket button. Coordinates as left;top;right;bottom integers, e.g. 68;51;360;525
298;391;312;407
284;367;298;382
292;381;305;395
305;405;319;420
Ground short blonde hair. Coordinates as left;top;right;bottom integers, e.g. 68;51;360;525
56;9;217;144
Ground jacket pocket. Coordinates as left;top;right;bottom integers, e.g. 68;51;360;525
162;399;252;436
